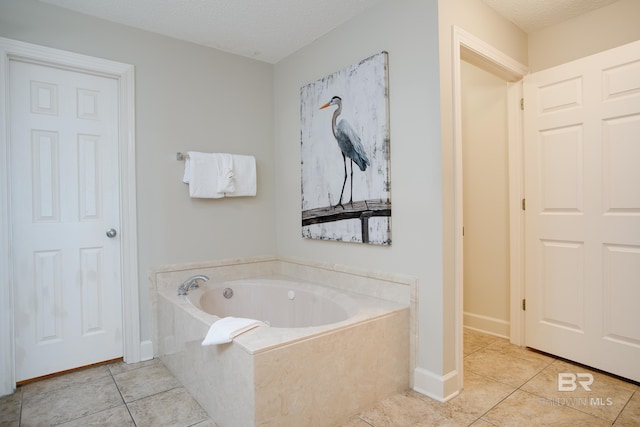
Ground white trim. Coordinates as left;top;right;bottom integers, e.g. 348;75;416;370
0;37;139;395
0;42;14;396
140;340;154;362
413;367;460;403
507;81;525;346
451;26;527;395
463;312;510;338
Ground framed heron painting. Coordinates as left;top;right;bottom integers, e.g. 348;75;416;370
300;52;391;245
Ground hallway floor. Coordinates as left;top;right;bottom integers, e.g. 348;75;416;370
1;329;638;426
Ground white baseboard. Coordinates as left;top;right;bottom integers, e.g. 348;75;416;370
412;367;460;402
140;340;154;361
463;312;509;338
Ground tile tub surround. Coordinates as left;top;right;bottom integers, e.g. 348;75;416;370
151;257;413;427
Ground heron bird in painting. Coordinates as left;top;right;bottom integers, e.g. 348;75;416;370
319;96;370;208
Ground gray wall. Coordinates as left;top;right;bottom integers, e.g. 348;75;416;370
274;0;444;393
0;0;276;342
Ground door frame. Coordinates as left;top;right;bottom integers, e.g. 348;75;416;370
0;37;139;395
451;26;528;389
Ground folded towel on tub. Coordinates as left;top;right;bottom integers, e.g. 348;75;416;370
201;317;265;346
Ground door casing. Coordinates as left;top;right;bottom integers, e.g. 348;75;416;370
451;26;528;394
0;37;139;396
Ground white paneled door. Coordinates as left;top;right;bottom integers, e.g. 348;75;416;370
10;60;123;382
524;40;640;382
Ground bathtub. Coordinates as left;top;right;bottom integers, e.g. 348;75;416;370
154;267;410;427
187;278;354;328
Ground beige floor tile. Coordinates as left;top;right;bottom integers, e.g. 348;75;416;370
470;419;498;426
57;404;135;426
113;362;181;403
0;389;22;426
335;415;374;427
358;390;476;427
614;391;640;426
484;339;556;366
20;376;123;426
20;364;112;399
481;390;610;426
464;347;549;388
108;357;162;376
448;371;515;418
127;387;209;427
464;329;501;356
521;359;636;422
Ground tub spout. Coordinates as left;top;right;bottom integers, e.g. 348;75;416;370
177;275;209;296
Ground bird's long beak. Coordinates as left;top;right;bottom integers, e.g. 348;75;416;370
319;101;331;110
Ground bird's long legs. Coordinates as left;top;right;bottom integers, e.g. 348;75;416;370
349;160;354;205
335;156;357;209
337;153;347;208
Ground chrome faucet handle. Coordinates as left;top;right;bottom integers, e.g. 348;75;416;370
177;275;209;296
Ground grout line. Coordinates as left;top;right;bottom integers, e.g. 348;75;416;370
611;389;636;425
357;415;375;426
18;386;23;427
109;366;138;426
122;385;184;405
468;386;521;426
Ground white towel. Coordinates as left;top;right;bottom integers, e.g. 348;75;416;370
201;317;264;346
215;153;235;193
225;155;256;197
183;151;225;199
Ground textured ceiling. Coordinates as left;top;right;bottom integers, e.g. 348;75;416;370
39;0;621;63
481;0;620;33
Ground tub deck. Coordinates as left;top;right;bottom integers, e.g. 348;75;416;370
152;259;413;427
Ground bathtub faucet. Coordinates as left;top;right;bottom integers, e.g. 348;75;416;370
177;275;209;296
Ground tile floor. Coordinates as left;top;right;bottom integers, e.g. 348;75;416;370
1;329;638;426
0;358;216;427
340;329;640;426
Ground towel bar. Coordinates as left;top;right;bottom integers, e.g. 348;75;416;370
176;152;188;161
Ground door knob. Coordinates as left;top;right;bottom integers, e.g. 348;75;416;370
106;228;117;238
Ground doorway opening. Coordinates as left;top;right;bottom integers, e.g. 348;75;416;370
451;26;528;391
461;59;511;340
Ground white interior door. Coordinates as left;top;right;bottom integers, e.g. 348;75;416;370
524;40;640;382
10;59;123;382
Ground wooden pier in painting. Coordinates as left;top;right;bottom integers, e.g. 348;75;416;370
301;199;391;244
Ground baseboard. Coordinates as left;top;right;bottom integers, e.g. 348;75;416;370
140;340;154;361
412;367;460;402
463;312;509;338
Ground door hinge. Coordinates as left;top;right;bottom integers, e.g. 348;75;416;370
522;298;526;311
522;198;526;211
520;98;524;110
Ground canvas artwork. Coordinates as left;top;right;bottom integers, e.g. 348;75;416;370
300;52;391;245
